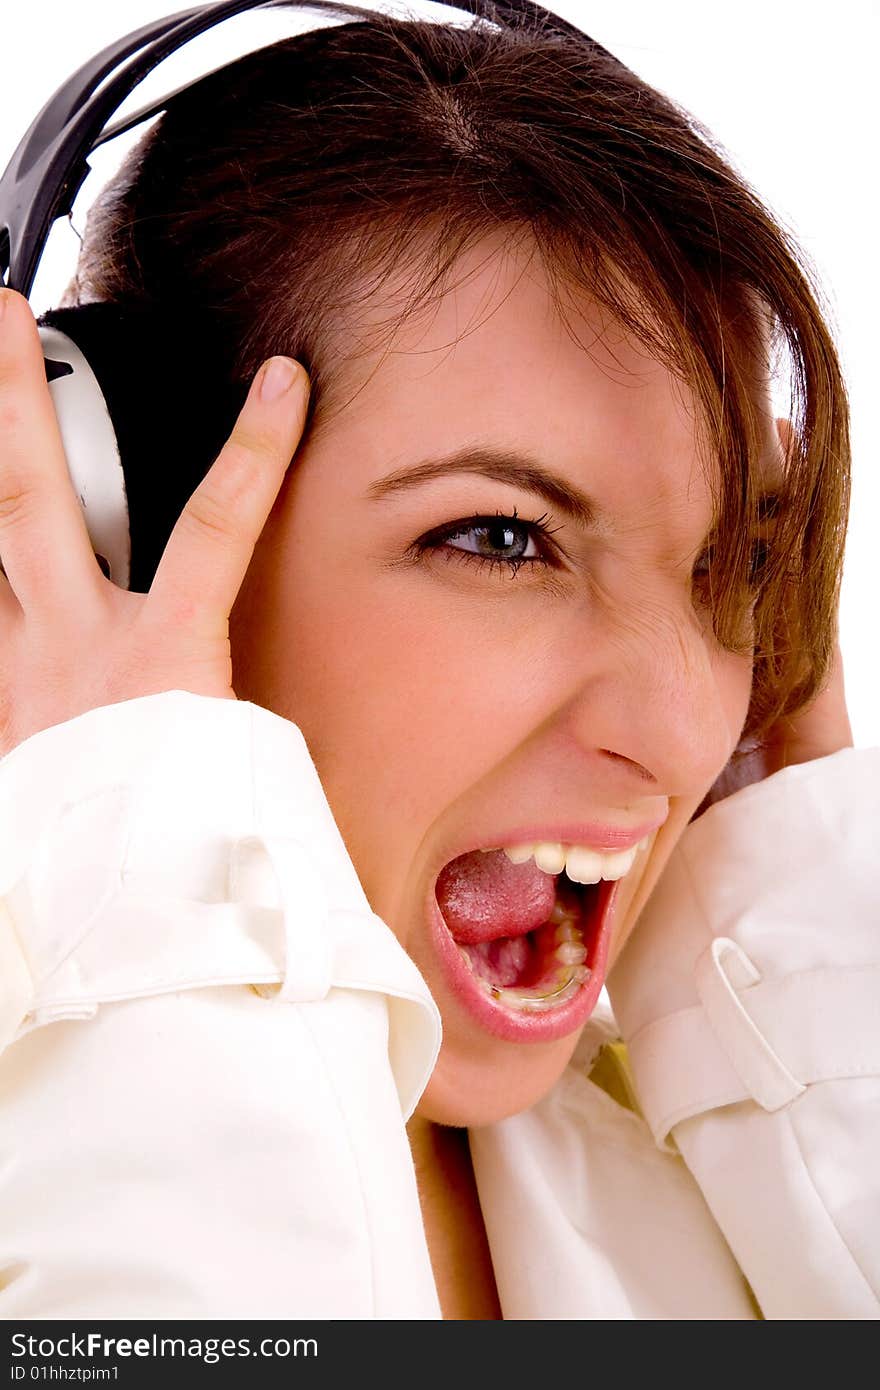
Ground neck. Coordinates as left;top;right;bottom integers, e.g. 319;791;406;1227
407;1116;502;1321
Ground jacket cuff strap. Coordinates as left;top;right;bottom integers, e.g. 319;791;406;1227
628;945;880;1149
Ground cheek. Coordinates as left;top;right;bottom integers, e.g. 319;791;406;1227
242;535;542;907
608;643;755;968
283;578;539;817
717;637;757;756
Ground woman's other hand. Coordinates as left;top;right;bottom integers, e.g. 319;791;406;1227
0;289;309;758
692;638;854;820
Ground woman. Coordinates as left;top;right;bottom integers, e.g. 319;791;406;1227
0;7;876;1319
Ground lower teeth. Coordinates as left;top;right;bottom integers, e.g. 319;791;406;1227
486;963;592;1011
453;879;595;1013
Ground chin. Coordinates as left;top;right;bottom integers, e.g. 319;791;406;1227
412;1029;583;1128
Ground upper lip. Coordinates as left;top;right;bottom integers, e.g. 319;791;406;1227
434;818;666;874
481;820;665;853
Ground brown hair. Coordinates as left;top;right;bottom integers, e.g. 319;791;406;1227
70;3;850;745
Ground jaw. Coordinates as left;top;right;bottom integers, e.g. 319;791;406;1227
411;1010;589;1126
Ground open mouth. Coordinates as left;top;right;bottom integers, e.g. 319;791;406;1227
429;846;621;1043
453;868;597;1011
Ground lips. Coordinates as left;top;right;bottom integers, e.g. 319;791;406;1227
427;866;619;1044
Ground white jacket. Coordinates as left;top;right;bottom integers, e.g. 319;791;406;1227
0;692;877;1320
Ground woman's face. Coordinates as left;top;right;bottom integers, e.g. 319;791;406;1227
230;231;779;1125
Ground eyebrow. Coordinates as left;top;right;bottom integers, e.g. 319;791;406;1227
365;444;784;532
365;447;601;529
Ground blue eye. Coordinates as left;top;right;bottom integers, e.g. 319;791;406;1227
443;515;539;566
412;510;562;578
694;536;774;593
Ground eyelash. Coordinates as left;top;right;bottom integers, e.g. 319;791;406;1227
410;509;564;578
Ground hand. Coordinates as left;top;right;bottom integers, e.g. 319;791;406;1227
0;288;310;758
692;638;854;820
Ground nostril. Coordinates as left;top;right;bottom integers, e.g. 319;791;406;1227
599;748;658;784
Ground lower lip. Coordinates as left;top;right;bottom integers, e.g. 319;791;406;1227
426;877;619;1043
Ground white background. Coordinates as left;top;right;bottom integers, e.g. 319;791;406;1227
2;1;877;746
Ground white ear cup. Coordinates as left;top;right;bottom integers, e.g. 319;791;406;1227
38;324;131;591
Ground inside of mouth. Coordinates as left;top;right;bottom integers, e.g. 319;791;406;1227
451;871;597;1012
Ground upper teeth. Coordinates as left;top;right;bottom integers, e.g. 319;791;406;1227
499;837;651;883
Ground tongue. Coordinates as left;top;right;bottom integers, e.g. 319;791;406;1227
435;849;557;944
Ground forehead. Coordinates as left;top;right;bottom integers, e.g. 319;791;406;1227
311;228;783;521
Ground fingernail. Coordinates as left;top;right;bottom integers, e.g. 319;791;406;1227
0;289;11;322
259;356;299;404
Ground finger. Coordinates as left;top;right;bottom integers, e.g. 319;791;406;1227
0;289;107;612
148;356;309;633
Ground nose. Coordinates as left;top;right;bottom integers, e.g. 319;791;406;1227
559;600;746;803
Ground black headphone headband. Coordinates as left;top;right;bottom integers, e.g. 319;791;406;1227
0;0;602;297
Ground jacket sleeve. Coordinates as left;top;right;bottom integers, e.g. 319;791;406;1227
0;691;441;1319
608;746;880;1320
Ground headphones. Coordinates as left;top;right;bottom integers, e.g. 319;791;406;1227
0;0;607;591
